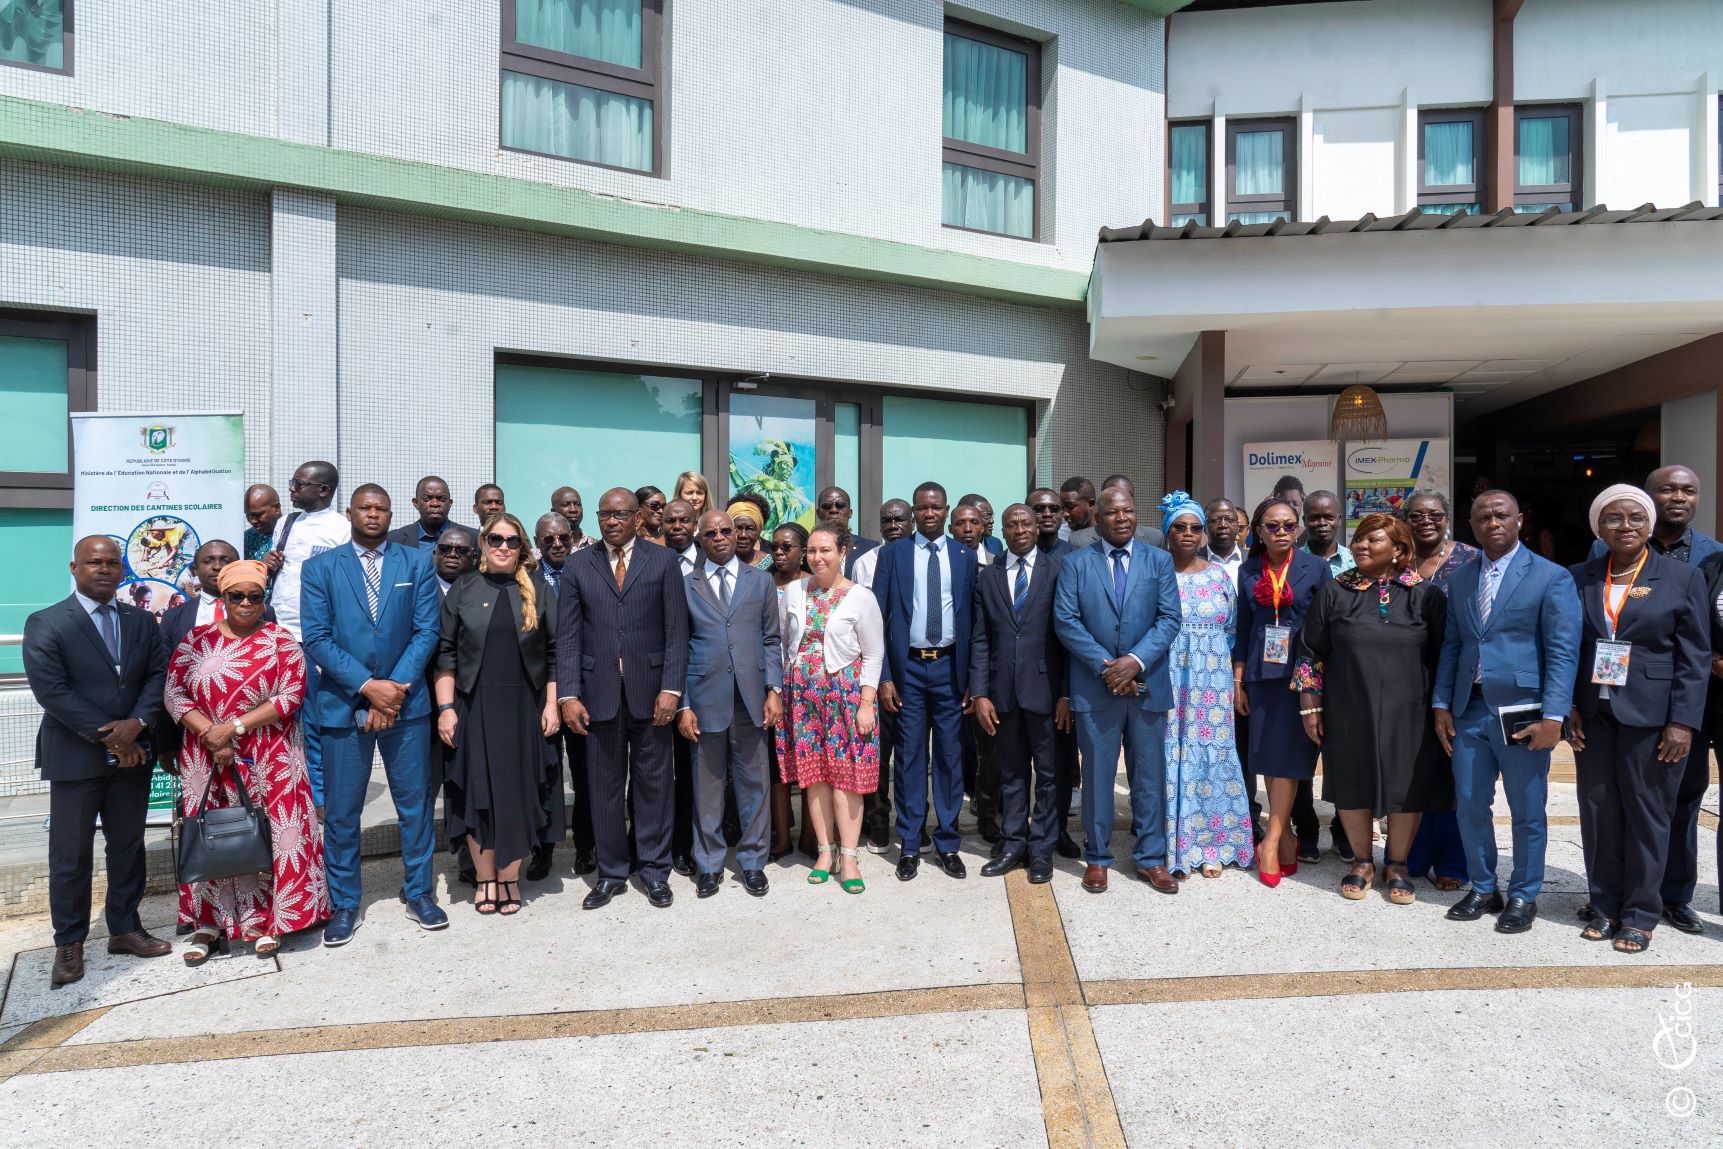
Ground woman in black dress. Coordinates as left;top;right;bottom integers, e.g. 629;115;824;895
1294;512;1450;905
433;512;559;916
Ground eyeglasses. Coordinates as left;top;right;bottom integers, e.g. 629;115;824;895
702;527;734;540
1601;513;1650;530
222;590;265;606
287;478;324;492
1260;521;1299;534
435;544;473;557
595;510;632;521
483;533;523;550
1405;511;1448;524
538;533;572;546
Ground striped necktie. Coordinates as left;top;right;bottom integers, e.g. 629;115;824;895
1012;556;1029;616
362;548;381;622
1479;558;1500;626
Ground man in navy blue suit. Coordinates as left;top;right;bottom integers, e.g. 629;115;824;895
1053;488;1182;894
876;481;978;881
301;484;446;945
1433;490;1581;933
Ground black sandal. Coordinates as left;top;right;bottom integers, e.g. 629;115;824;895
1340;863;1374;901
475;879;499;915
498;880;522;916
1612;926;1651;954
1384;859;1416;905
1581;919;1617;941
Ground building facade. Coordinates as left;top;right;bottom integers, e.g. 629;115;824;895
0;0;1180;676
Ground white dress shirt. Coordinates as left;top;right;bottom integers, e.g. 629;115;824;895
909;535;955;649
703;555;741;598
1003;547;1038;595
270;504;351;641
73;589;121;670
678;545;701;578
850;547;880;589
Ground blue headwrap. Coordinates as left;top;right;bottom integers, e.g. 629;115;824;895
1159;490;1205;536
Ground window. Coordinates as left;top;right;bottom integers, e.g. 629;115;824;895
1225;118;1295;224
1514;104;1581;213
0;0;70;74
1169;121;1211;225
499;0;661;174
881;396;1031;528
1418;108;1483;216
0;310;93;501
942;20;1040;240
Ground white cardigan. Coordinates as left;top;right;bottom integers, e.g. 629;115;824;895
778;577;885;688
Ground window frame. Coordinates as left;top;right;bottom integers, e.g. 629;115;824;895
0;0;73;76
940;17;1042;242
1224;117;1296;224
0;309;95;507
1416;107;1484;214
1513;103;1583;212
497;0;663;177
1167;119;1212;226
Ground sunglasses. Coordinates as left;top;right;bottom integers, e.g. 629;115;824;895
701;527;734;540
287;478;324;492
436;544;473;557
641;501;665;512
1167;522;1203;534
1260;521;1299;534
595;510;632;521
539;533;573;545
1029;503;1060;514
817;500;848;511
769;540;801;551
483;533;523;550
222;590;265;606
1405;511;1448;524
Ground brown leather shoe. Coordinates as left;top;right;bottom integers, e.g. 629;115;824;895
107;929;172;958
51;942;84;987
1137;865;1179;894
1081;864;1109;893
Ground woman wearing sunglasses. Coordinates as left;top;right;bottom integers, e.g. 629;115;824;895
767;522;810;860
1233;496;1332;886
635;485;668;544
433;513;560;916
165;559;330;962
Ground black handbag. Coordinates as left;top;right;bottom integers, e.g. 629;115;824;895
178;756;273;884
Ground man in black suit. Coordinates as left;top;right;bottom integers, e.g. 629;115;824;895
387;475;475;553
531;512;593;879
556;488;691;909
1031;487;1082;858
971;505;1069;883
818;486;879;578
24;537;173;986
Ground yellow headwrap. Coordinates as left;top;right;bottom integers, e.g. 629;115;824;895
726;499;762;526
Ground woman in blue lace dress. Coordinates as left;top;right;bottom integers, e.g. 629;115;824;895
1161;493;1256;878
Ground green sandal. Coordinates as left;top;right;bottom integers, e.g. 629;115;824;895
808;843;836;885
838;846;866;895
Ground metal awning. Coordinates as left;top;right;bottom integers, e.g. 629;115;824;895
1098;202;1723;244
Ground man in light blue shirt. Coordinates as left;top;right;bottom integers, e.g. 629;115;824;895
1298;490;1355;577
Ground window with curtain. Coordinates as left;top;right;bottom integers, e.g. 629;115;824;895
1225;118;1294;224
500;0;661;174
1169;122;1210;225
1514;104;1580;213
1417;109;1482;216
0;0;68;72
941;20;1040;240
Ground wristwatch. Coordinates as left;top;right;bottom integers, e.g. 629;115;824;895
435;702;455;714
232;718;246;737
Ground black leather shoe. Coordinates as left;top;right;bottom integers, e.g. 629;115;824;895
741;869;769;896
1335;838;1356;862
672;854;697;877
642;878;674;908
457;866;478;888
574;849;598;876
525;846;554;882
1446;890;1505;921
582;878;626;910
1576;901;1599;922
981;851;1026;877
1054;832;1082;860
1663;903;1704;934
1496;897;1538;933
979;822;1003;845
990;839;1005;859
1027;857;1054;884
936;851;968;879
896;854;921;881
696;872;721;898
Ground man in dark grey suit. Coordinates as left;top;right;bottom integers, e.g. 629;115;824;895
678;511;782;898
1067;475;1165;549
386;475;475;553
971;505;1069;883
556;488;691;910
23;537;173;985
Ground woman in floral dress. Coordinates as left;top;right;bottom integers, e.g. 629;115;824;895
165;560;329;960
776;524;884;893
1160;493;1255;878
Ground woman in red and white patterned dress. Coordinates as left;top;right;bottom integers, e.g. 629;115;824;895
166;559;329;960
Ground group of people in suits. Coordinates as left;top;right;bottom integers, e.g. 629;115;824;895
24;454;1723;984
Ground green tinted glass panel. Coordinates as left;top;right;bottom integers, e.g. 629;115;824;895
0;508;73;674
727;394;817;536
515;0;642;68
1170;124;1207;205
1234;130;1284;196
1518;116;1570;186
1422;120;1475;188
882;397;1028;529
1227;211;1284;224
495;365;700;519
502;70;653;172
0;0;65;70
942;162;1034;238
1421;202;1479;216
0;335;69;472
943;32;1028;153
834;402;861;519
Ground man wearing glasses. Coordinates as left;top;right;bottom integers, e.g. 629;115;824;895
429;526;481;886
816;486;879;578
532;514;598;878
266;460;352;806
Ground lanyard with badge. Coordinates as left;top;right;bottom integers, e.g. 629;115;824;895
1592;549;1646;688
1263;555;1293;664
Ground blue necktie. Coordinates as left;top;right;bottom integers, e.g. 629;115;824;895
1479;561;1499;626
362;549;382;622
1012;557;1029;617
1111;547;1129;611
924;541;943;646
95;602;121;667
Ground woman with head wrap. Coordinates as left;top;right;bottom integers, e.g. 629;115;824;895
727;494;773;569
1566;484;1710;953
165;559;330;961
1161;493;1254;878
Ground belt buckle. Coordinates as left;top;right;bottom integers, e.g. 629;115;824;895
915;647;940;660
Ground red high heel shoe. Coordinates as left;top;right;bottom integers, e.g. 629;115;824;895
1281;860;1299;877
1256;862;1282;888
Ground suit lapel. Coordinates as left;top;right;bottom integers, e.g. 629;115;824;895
724;566;747;619
1620;552;1664;641
67;597;120;678
1482;548;1529;634
1123;541;1147;611
1578;557;1610;639
690;563;722;615
338;546;369;614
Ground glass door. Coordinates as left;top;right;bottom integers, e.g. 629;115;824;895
726;392;819;535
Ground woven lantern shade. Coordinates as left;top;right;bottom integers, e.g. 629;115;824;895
1330;385;1388;441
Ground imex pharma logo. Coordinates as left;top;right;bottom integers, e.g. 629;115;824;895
140;424;175;453
1653;981;1697;1118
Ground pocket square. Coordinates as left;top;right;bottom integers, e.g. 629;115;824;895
393;581;412;587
